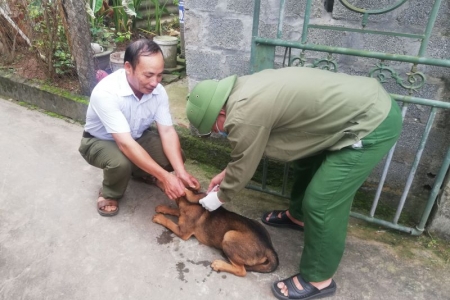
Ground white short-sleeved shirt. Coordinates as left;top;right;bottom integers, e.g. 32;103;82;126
84;69;173;140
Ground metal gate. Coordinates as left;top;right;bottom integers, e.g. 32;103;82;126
247;0;450;235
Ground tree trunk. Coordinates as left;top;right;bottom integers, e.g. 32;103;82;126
60;0;96;96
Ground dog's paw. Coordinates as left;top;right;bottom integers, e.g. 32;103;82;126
211;259;246;277
152;214;165;224
155;205;167;213
211;260;225;272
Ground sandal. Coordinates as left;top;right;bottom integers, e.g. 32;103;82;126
261;210;304;231
97;189;119;217
271;273;336;300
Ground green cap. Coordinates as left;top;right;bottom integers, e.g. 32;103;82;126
186;75;237;135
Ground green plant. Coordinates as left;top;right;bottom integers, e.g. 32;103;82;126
28;0;74;77
87;0;116;48
90;23;116;48
160;14;180;35
148;0;171;36
53;25;75;75
110;0;144;33
115;31;132;43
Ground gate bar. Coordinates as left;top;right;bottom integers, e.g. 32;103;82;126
370;104;408;217
419;0;442;56
417;146;450;232
253;37;450;68
393;107;437;224
308;25;424;39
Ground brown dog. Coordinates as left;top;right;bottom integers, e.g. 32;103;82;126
152;189;279;277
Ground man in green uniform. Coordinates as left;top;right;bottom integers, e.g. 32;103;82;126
186;67;402;300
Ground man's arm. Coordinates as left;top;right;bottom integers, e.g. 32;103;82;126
157;123;200;189
218;124;270;202
112;132;185;200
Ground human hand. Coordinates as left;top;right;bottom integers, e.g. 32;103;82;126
161;173;186;200
177;171;201;190
207;169;226;193
199;192;223;211
210;184;220;192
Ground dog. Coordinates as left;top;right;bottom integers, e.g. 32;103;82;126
152;188;279;277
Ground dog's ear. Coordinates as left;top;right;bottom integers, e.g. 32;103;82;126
185;181;201;193
184;188;206;204
191;181;202;191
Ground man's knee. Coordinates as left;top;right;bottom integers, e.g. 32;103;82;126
108;155;132;174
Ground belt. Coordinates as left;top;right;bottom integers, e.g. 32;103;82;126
82;131;95;138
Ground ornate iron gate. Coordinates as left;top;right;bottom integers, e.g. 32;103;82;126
247;0;450;235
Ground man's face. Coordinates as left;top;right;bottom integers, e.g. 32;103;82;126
212;109;227;133
125;52;164;98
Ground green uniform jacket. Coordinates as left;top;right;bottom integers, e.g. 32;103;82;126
217;67;392;202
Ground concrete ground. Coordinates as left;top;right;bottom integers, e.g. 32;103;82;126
1;78;450;300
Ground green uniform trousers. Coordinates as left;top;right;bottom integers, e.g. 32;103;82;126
78;129;184;200
289;99;402;282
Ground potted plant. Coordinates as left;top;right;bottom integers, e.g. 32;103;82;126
90;23;117;71
87;0;117;71
148;0;181;70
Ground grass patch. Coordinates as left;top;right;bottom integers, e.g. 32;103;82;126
352;189;417;227
349;218;450;265
40;84;89;104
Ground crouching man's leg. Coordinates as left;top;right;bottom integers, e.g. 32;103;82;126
79;138;132;216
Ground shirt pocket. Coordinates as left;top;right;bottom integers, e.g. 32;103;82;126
132;117;153;136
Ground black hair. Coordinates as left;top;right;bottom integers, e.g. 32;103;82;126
123;39;163;69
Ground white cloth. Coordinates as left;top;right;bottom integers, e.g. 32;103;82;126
84;69;173;140
352;140;363;149
199;192;223;211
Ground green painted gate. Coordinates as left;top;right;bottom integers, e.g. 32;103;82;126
247;0;450;235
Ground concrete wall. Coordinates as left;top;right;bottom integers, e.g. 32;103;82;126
0;72;89;123
183;0;450;237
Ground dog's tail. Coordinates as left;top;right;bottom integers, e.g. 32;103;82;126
246;248;279;273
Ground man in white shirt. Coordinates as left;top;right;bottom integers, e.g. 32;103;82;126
79;39;199;216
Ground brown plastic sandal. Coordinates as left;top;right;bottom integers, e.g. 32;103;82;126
97;189;119;217
97;199;119;216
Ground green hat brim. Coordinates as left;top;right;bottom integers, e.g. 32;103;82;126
186;75;237;135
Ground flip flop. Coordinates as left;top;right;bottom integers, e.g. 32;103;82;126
261;210;304;231
97;189;119;217
271;273;336;300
